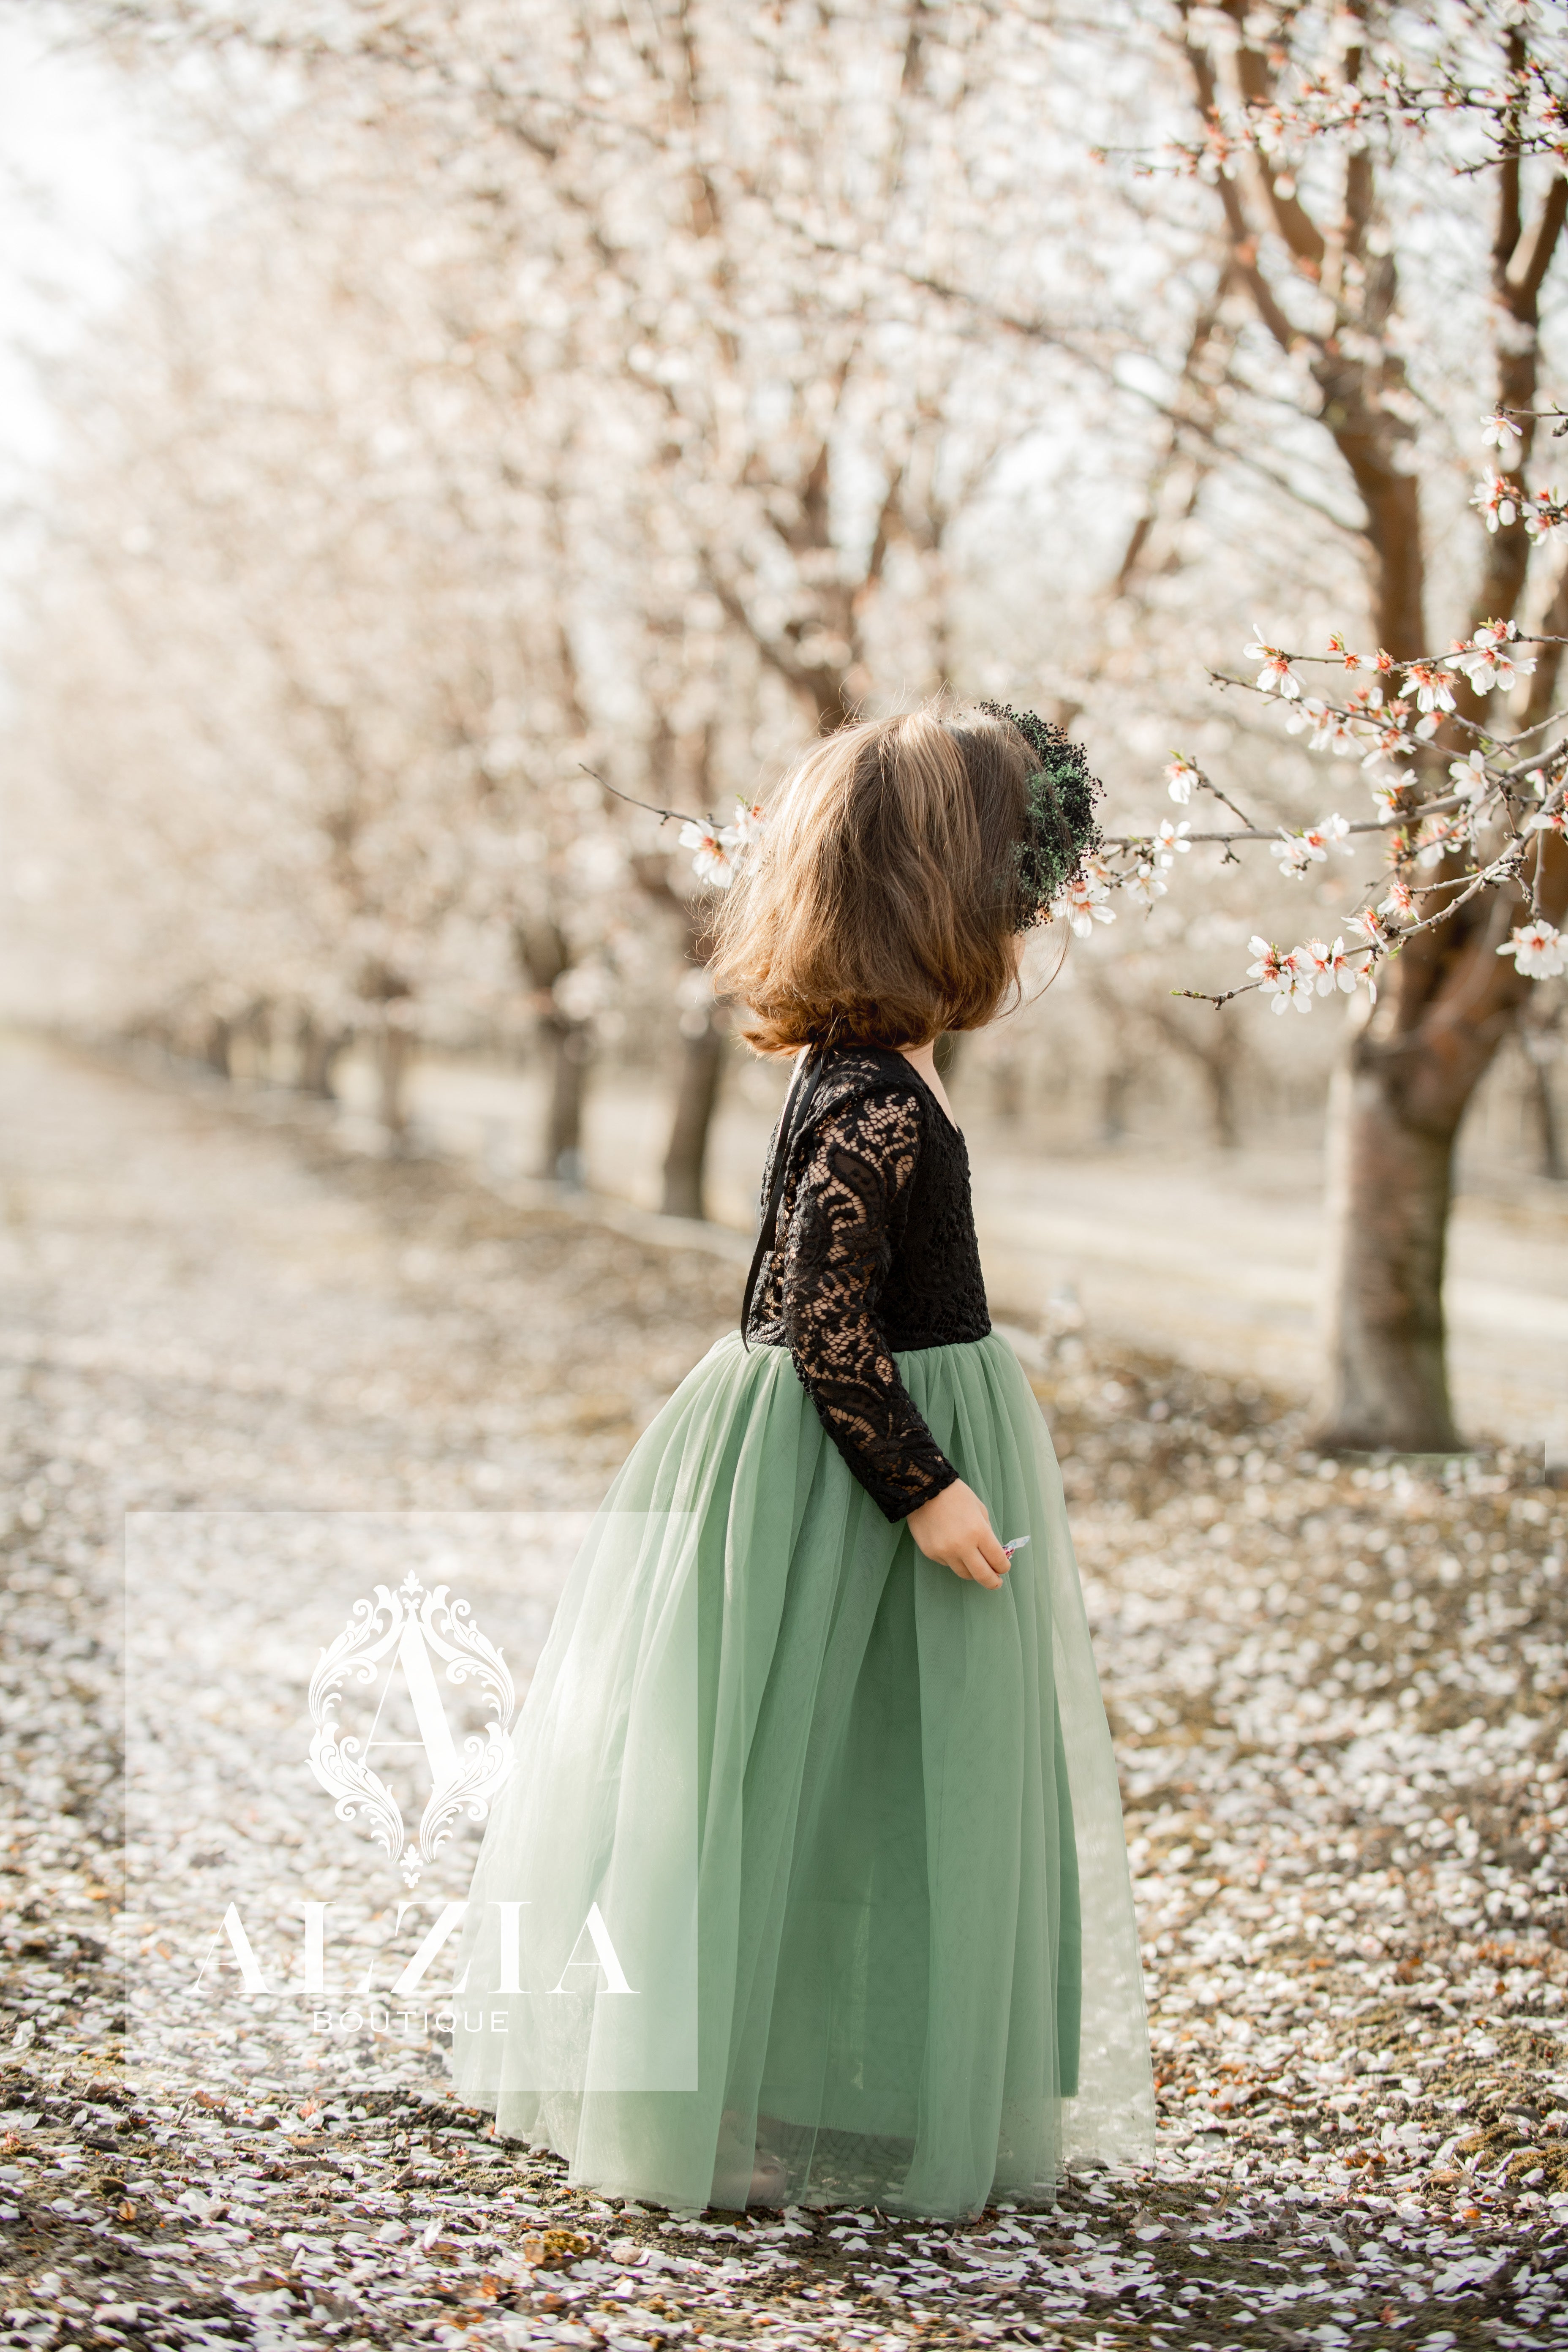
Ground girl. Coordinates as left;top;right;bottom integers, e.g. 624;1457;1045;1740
453;709;1154;2216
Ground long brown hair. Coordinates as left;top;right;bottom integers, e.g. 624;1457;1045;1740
710;708;1031;1056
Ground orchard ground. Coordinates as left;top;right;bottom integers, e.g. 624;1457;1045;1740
1;1025;1566;2352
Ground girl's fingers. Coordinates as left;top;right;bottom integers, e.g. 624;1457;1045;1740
977;1528;1012;1580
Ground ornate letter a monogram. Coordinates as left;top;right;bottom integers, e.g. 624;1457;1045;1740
308;1572;514;1884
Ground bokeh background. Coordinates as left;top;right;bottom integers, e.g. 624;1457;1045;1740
2;3;1565;1452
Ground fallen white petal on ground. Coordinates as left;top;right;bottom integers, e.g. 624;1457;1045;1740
1;1030;1565;2351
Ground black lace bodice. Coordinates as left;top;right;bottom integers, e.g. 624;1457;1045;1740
744;1045;991;1522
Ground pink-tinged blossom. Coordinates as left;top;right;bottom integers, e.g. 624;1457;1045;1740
1327;632;1361;670
1244;627;1301;699
1496;920;1567;980
1299;937;1359;996
1354;688;1420;769
1165;753;1200;805
1271;831;1322;877
730;797;767;847
1271;816;1350;877
1448;749;1489;800
1051;868;1116;938
1246;934;1285;987
1284;696;1354;754
679;818;738;887
1414;814;1464;869
1454;620;1534;694
1481;411;1524;452
1307;813;1353;856
1124;861;1167;910
1525;804;1567;840
1154;818;1192;868
1403;663;1456;716
1247;936;1313;1015
1379;876;1416;923
1473;471;1518;532
1312;708;1360;757
1524;490;1567;542
1349;906;1393;949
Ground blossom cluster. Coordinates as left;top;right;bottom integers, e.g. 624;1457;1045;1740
1168;14;1568;188
1242;616;1535;762
677;798;766;888
1246;933;1368;1016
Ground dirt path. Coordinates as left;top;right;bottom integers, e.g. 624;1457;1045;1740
2;1032;1566;2352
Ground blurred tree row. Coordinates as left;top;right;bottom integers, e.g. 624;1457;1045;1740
5;0;1566;1448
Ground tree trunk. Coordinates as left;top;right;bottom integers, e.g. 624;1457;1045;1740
990;1051;1022;1124
515;919;593;1184
1519;1017;1565;1182
1203;1048;1238;1154
662;1015;726;1220
377;1023;414;1148
1316;1041;1461;1451
1100;1062;1133;1146
203;1014;232;1078
296;1013;346;1100
541;1016;590;1184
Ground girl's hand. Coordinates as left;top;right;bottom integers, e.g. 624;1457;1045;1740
906;1479;1013;1589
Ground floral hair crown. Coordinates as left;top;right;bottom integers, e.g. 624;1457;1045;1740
976;701;1104;930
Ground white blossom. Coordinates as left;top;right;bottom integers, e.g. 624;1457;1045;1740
1403;662;1456;716
1123;860;1168;909
1348;907;1385;947
730;797;768;848
1051;867;1116;937
1164;753;1200;805
1496;918;1567;979
1153;818;1192;868
1270;832;1320;878
1524;489;1567;541
1414;812;1465;868
1480;410;1523;451
1244;627;1301;699
1270;814;1351;876
1247;935;1313;1014
1448;749;1490;800
1453;619;1534;694
1285;697;1356;755
1298;936;1358;996
1473;471;1518;532
678;818;739;887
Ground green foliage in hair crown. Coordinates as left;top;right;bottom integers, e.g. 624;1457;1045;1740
977;701;1104;930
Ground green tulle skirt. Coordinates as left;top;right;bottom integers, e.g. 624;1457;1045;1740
451;1330;1152;2216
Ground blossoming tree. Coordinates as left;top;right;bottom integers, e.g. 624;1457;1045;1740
42;0;1568;1454
1121;0;1568;1451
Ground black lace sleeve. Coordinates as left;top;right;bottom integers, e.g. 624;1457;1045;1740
779;1084;961;1522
